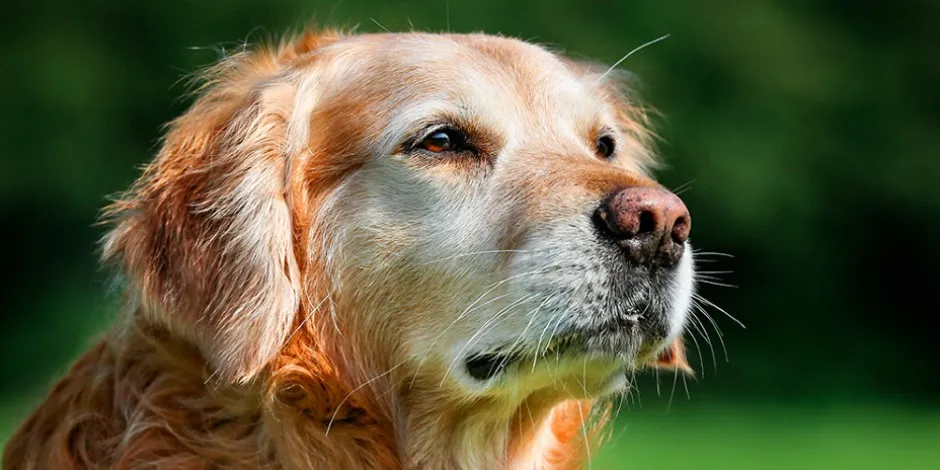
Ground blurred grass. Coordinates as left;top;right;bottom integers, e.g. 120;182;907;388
594;405;940;469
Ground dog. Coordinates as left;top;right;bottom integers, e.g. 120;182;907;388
3;29;695;469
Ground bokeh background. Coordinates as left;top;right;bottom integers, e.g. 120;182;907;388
2;1;939;468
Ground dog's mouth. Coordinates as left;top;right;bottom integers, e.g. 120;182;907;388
465;334;583;381
465;353;514;381
463;322;674;382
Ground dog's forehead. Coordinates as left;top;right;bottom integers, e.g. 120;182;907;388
336;33;573;81
313;33;606;128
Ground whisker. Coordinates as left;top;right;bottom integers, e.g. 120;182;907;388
445;0;451;32
692;250;735;258
667;368;679;413
441;294;539;385
454;268;549;323
203;367;221;386
694;293;746;329
683;320;710;375
577;360;593;470
671;179;697;196
416;249;531;266
628;371;642;409
613;371;636;420
480;295;553;373
504;295;556;359
409;293;513;388
681;372;691;400
543;308;570;358
286;291;333;344
693;303;730;363
325;358;409;436
532;310;566;372
328;295;342;336
654;367;661;396
369;17;391;33
410;267;551;386
697;279;738;289
692;311;717;371
580;356;590;396
524;399;536;434
596;34;671;84
614;389;627;419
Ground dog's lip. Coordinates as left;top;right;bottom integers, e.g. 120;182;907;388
463;319;653;381
464;333;582;381
465;353;513;381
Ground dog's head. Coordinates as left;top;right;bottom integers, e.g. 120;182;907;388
103;31;693;402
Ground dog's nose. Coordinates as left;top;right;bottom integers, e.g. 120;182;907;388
592;186;691;267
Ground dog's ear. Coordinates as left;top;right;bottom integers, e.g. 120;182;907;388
102;32;339;383
650;337;693;375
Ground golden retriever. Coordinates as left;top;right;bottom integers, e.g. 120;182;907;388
3;29;693;469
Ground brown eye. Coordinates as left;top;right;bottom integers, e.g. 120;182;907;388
419;129;458;153
409;126;476;156
596;135;615;159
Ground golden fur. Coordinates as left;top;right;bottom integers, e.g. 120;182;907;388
4;29;690;469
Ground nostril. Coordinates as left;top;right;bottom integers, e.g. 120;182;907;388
637;211;656;235
592;206;616;239
671;216;690;244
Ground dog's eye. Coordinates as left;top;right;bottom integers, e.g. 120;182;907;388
416;128;467;153
596;135;616;159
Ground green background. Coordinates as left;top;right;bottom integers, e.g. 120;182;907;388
2;1;939;468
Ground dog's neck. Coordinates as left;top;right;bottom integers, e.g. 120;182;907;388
268;333;599;469
397;387;598;469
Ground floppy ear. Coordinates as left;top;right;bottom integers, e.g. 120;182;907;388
101;40;329;383
651;337;693;375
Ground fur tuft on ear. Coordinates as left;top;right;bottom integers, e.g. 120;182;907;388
101;31;340;383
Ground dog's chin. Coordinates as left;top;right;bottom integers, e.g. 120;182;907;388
458;288;691;397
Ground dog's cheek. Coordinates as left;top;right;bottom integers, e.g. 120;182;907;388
330;169;514;370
